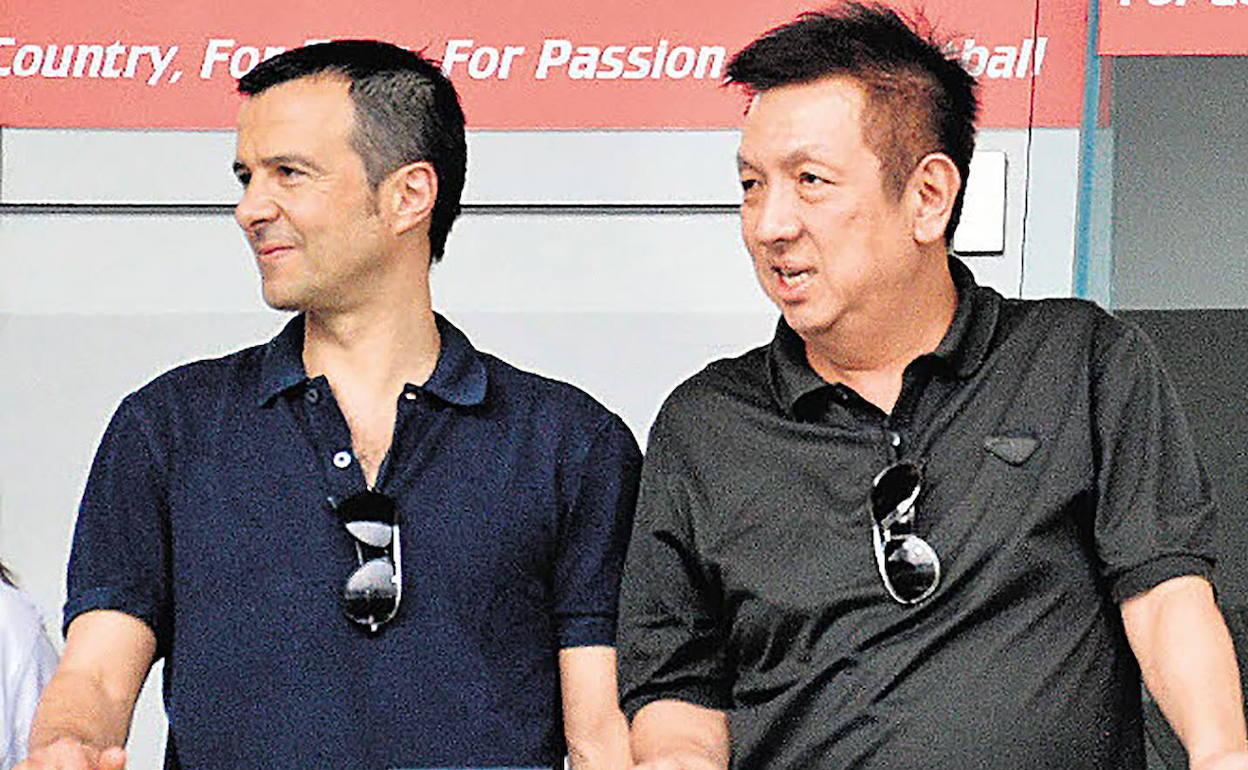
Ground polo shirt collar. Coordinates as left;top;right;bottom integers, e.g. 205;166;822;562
256;312;489;408
257;315;308;406
767;255;1000;416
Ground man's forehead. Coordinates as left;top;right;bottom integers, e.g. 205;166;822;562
740;77;867;144
236;74;353;133
743;76;866;120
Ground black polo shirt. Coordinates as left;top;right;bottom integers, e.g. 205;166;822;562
617;258;1216;769
66;313;641;770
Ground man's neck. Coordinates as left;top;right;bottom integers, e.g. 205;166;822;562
302;295;441;488
302;297;441;400
803;257;958;414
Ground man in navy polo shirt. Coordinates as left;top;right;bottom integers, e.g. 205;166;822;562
21;41;639;770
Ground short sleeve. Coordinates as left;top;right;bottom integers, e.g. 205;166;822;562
616;421;732;719
1091;322;1217;602
64;396;173;654
552;413;642;649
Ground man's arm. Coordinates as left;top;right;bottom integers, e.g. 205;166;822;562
18;610;156;770
559;646;631;769
1122;575;1248;770
630;700;728;770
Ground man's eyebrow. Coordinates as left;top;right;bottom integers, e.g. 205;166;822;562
737;146;838;173
736;154;760;173
778;145;835;168
233;154;327;176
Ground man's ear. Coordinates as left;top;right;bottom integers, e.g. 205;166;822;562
381;161;438;237
908;152;961;246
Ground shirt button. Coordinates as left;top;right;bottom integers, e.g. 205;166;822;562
403;391;418;401
305;388;321;405
887;431;902;448
332;450;353;469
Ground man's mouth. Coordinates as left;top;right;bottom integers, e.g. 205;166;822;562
256;244;293;258
774;266;813;290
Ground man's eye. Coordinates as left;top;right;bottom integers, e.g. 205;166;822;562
277;165;304;179
799;172;826;185
740;178;759;192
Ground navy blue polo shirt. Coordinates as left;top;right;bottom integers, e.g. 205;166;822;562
66;313;641;770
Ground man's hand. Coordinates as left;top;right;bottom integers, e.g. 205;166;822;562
1193;750;1248;770
629;700;728;770
22;612;154;770
16;738;126;770
1122;577;1248;767
559;646;632;769
633;752;723;770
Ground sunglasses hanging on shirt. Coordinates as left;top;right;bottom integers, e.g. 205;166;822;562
333;489;402;632
869;461;941;604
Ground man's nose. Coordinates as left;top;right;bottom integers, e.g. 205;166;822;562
751;185;802;244
234;179;279;233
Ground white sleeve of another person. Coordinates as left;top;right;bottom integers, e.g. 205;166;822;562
0;583;59;770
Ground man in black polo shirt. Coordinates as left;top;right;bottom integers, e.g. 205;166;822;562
21;42;639;770
617;5;1248;769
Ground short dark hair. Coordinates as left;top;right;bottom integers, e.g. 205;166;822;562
727;3;979;241
238;40;468;262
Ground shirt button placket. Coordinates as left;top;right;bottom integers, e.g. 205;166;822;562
885;429;903;461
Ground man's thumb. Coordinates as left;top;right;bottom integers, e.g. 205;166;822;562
98;746;127;770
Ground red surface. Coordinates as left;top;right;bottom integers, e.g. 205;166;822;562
0;0;1088;129
1100;0;1248;56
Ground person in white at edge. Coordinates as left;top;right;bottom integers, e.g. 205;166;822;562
0;561;57;770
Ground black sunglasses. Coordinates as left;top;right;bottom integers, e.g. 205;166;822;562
869;461;941;604
333;490;402;632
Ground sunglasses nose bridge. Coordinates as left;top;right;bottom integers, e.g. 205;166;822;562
870;462;922;528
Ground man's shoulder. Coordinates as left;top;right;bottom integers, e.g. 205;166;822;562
477;351;630;434
120;340;269;417
653;343;772;433
998;295;1139;353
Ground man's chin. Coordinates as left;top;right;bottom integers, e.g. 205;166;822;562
260;288;304;313
781;307;839;341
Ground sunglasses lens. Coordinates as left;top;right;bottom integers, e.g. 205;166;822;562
344;520;393;549
871;462;922;523
343;557;398;624
882;535;940;602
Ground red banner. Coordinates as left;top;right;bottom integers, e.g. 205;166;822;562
1100;0;1248;55
0;0;1087;130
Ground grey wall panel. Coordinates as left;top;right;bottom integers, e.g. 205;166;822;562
1117;310;1248;604
1111;57;1248;311
0;210;1032;318
0;129;744;206
1021;128;1081;299
3;128;1042;279
0;211;769;315
1;129;239;205
0;214;263;315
